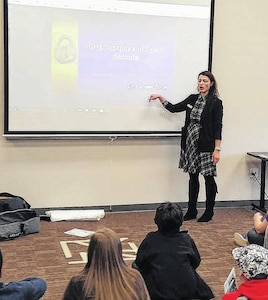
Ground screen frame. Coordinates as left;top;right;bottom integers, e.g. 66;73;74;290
3;0;215;140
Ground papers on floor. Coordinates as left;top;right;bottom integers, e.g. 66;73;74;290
224;267;237;293
45;209;105;222
64;228;95;237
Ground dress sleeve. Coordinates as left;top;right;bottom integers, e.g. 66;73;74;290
213;99;223;140
164;94;194;113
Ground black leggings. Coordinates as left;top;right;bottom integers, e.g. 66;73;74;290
247;228;265;246
189;173;217;194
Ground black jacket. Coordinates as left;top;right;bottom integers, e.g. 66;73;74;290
165;94;223;152
135;230;214;300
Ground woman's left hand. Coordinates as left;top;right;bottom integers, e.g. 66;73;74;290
212;150;220;165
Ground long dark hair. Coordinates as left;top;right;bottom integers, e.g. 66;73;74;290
198;70;219;98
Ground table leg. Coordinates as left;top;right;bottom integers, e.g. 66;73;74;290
260;160;266;209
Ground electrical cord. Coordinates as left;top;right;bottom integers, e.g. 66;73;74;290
251;173;268;200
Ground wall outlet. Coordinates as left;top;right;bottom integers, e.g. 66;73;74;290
250;167;258;178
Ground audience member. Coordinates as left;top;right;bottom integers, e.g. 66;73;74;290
63;227;150;300
222;244;268;300
133;201;214;300
234;210;268;247
0;248;47;300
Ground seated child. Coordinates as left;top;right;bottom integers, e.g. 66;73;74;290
234;210;268;247
222;244;268;300
63;227;150;300
133;201;214;300
0;248;46;300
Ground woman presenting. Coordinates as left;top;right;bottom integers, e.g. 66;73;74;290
149;71;223;222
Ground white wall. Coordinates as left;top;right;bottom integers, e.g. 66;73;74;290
0;0;267;209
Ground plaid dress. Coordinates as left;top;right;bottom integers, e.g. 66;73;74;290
179;94;217;176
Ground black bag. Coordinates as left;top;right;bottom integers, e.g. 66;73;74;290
0;192;40;241
0;192;31;212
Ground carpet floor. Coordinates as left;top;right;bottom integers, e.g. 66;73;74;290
0;207;257;300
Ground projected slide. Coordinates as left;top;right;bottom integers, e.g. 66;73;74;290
5;0;213;136
50;11;175;109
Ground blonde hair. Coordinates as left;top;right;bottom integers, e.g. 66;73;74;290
77;228;143;300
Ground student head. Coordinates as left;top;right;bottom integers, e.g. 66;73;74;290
232;244;268;280
81;227;140;300
85;227;124;270
154;202;183;233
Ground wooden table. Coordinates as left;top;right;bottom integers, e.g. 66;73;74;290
247;152;268;209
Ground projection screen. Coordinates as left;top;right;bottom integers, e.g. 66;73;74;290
3;0;214;139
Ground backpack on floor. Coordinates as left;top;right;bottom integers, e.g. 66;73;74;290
0;192;31;212
0;192;40;241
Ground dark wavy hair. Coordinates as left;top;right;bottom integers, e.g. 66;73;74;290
154;202;183;233
198;70;219;98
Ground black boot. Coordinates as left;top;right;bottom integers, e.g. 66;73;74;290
197;176;217;222
184;173;199;221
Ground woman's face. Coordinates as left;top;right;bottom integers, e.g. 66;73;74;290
198;75;213;96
